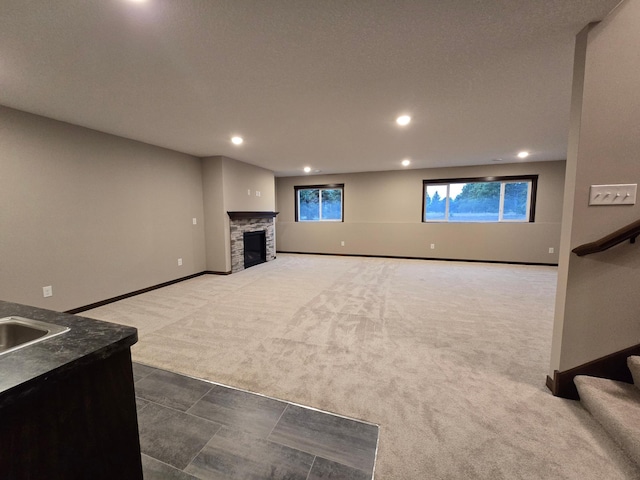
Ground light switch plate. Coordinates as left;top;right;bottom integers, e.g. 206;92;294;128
589;184;637;205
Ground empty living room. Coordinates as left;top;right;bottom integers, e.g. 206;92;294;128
2;1;640;479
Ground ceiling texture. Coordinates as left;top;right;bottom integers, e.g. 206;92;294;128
0;0;621;176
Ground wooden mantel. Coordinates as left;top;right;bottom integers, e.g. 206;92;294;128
227;211;279;220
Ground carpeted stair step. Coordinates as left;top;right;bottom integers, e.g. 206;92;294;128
574;375;640;467
628;356;640;387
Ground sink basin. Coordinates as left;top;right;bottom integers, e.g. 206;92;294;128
0;316;69;356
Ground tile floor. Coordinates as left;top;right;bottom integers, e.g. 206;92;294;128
132;363;379;480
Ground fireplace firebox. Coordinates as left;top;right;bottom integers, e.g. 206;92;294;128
244;230;267;269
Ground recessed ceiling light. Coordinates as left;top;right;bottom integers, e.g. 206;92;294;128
492;158;503;162
231;136;243;145
401;159;411;167
396;115;411;126
517;151;529;158
304;166;311;173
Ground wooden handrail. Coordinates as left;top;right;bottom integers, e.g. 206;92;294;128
572;218;640;256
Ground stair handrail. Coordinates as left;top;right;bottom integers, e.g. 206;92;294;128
572;218;640;256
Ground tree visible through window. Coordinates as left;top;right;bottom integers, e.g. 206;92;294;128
295;184;344;222
423;176;537;222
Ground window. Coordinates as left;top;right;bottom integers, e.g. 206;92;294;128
295;184;344;222
423;175;537;223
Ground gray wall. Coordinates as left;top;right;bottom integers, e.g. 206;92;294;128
276;161;565;264
550;0;640;374
202;156;228;273
201;156;275;273
0;106;206;311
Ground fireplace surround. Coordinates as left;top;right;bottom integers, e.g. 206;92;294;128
227;211;277;273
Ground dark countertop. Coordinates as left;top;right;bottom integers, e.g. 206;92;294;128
0;300;138;408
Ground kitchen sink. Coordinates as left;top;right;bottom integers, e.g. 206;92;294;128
0;316;69;356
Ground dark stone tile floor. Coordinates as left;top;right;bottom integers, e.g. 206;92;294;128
133;363;378;480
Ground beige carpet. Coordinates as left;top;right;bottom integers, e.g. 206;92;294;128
84;254;639;479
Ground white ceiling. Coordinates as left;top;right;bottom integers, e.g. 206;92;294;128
0;0;621;176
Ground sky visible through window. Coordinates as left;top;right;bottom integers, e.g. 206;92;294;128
429;183;464;199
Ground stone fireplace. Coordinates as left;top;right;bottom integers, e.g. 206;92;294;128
227;211;277;273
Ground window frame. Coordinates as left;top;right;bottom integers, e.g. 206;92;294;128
422;175;538;223
294;184;345;222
